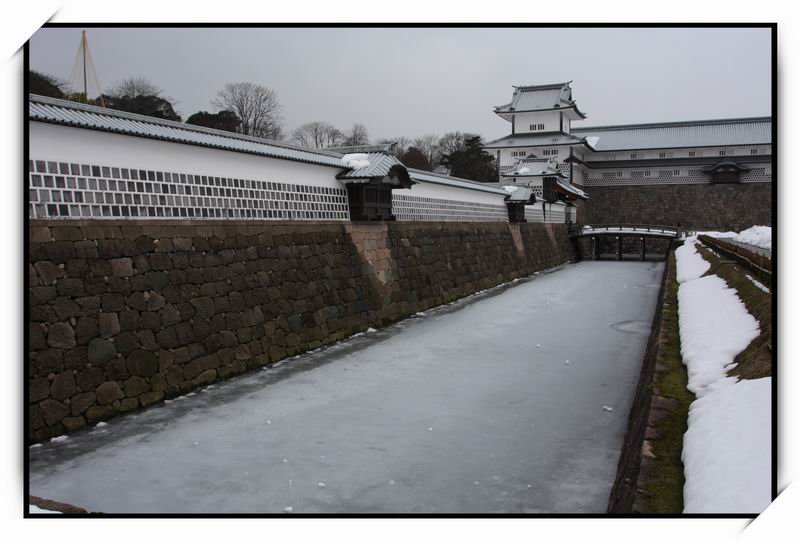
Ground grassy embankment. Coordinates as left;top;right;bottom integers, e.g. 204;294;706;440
639;242;772;513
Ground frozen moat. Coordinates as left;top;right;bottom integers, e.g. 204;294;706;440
29;261;664;514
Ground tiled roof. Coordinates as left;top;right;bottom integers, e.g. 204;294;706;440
572;117;772;151
494;82;586;118
484;132;587;149
327;142;398;154
336;152;405;179
406;169;508;196
504;186;535;202
501;158;562;177
556;179;588;200
28;94;348;168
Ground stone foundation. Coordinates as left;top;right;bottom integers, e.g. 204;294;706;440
584;183;772;231
28;220;575;442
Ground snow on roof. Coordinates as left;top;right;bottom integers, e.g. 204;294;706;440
341;153;371;169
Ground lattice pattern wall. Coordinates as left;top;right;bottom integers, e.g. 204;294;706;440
525;203;570;224
583;163;772;187
392;194;508;222
28;159;350;221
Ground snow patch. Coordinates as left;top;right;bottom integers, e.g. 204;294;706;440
29;505;62;514
50;435;69;443
677;275;759;397
517;167;531;174
502;185;519;194
733;225;771;250
675;237;710;284
683;377;771;513
584;136;600;149
745;274;770;293
601;406;614;412
341;153;371;169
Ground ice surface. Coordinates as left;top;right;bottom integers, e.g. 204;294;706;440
683;377;771;513
29;262;663;514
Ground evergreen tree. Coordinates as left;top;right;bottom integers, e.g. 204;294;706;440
186;110;241;133
29;71;66;99
440;135;496;182
400;146;431;170
103;94;181;121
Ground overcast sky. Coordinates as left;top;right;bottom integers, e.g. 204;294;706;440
29;27;771;142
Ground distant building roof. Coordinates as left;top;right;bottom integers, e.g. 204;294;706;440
328;142;398;154
28;94;348;169
484;132;588;149
572;117;772;151
494;82;587;119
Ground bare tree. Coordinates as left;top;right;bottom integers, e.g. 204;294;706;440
107;76;163;98
213;82;284;140
379;137;413;157
439;131;470;157
291;121;344;149
343;123;370;146
412;134;441;169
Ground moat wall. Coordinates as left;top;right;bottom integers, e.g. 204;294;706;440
584;183;772;231
28;219;575;442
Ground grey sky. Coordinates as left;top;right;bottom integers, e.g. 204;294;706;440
29;27;771;142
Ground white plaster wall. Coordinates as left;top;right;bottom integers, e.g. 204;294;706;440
30;122;344;189
395;179;507;206
514;111;561;134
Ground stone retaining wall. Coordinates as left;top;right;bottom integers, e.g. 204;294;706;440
28;220;575;442
584;183;772;231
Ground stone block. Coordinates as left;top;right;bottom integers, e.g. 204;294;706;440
34;261;64;284
70;391;96;416
62;416;87;431
98;312;121;338
75;316;99;345
30;377;51;403
85;404;115;422
39;398;69;426
76;367;105;391
95;381;124;405
110;257;134;277
88;337;117;364
118;397;139;412
126;349;158;377
47;322;76;349
50;371;77;402
123;376;150;397
52;297;82;320
138;390;164;407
